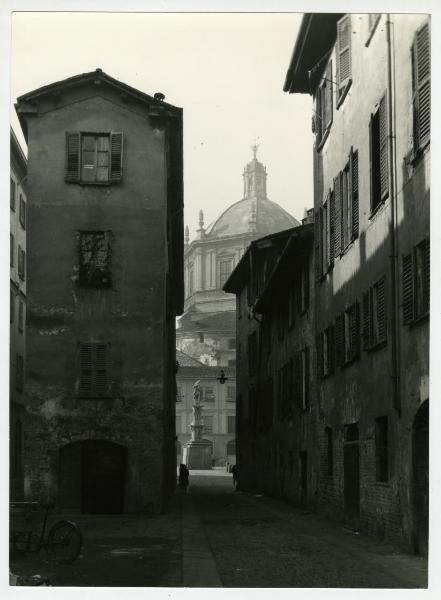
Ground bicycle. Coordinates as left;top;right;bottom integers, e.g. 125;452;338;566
10;501;83;565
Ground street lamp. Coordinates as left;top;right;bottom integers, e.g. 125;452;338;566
217;369;228;385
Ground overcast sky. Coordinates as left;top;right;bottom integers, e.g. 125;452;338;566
10;12;313;235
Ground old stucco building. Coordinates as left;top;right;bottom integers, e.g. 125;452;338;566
285;13;429;553
15;69;184;514
225;221;316;504
176;150;299;465
10;128;28;501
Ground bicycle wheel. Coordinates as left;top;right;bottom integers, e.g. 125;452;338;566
47;520;82;565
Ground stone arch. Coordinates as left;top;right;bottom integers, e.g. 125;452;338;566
59;439;127;514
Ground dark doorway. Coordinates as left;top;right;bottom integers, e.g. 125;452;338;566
344;423;360;528
412;400;429;556
59;440;127;514
299;451;307;507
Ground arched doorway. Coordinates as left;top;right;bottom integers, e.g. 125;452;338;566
59;440;127;514
412;400;429;556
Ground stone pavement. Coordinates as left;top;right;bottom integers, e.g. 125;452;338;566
10;468;428;587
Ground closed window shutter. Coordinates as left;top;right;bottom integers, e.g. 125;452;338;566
315;87;323;143
325;62;333;129
335;313;345;367
424;238;430;313
329;190;335;267
324;191;331;269
80;343;93;396
334;174;342;257
66;132;80;182
413;23;430;150
402;253;414;324
314;209;321;280
110;132;124;182
379;95;389;199
350;148;359;239
352;301;360;358
362;291;372;349
337;15;351;94
316;333;323;379
95;343;108;396
376;278;387;343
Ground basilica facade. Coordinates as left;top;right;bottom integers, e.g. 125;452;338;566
176;149;299;465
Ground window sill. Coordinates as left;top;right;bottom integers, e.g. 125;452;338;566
410;140;430;167
369;196;389;221
366;338;387;353
336;80;352;110
342;354;360;369
408;311;429;327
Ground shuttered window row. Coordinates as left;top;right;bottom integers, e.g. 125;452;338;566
66;132;123;184
363;277;387;350
412;22;430;152
79;342;110;398
316;149;358;277
402;238;430;324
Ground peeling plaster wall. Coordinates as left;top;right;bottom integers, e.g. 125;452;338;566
23;90;176;513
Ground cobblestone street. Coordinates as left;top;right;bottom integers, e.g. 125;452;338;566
10;468;427;588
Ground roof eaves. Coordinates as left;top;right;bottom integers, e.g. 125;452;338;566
255;223;313;312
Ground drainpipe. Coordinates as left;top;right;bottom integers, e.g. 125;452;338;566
386;15;401;415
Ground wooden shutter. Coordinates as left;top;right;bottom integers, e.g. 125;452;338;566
79;343;93;396
413;22;430;150
316;333;323;379
379;95;389;199
335;313;345;367
314;209;321;281
304;347;310;410
110;132;124;182
334;174;342;257
376;278;387;343
402;253;414;324
325;62;333;129
329;189;335;267
350;148;359;239
362;291;372;349
95;343;108;396
324;191;331;270
352;301;360;358
337;15;351;95
424;238;430;313
315;87;323;143
65;132;80;182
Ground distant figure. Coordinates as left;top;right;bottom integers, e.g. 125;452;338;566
231;464;238;489
178;464;189;492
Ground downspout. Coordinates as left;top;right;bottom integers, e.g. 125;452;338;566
386;15;401;415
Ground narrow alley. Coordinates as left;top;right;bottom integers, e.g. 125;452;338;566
11;469;427;588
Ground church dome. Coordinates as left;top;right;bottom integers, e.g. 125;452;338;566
207;196;298;238
206;146;299;239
